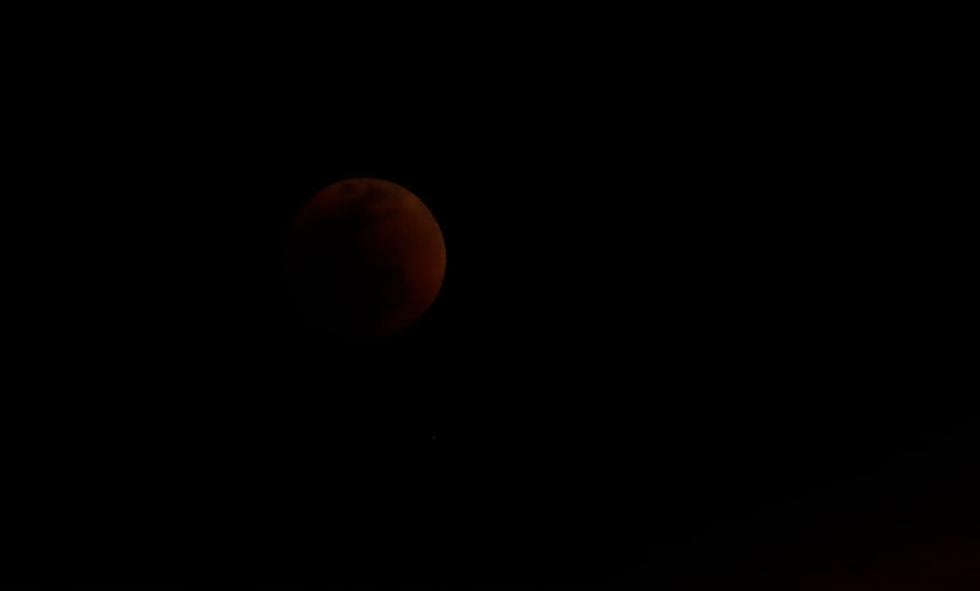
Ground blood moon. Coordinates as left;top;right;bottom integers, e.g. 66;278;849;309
285;178;446;339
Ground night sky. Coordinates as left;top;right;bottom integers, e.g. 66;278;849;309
4;10;975;589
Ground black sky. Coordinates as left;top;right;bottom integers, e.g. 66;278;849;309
3;10;975;589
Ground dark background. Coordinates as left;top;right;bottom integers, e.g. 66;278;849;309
3;9;975;589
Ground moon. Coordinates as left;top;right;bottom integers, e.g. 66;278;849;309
285;178;446;339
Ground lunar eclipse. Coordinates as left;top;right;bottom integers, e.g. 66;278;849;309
285;178;446;340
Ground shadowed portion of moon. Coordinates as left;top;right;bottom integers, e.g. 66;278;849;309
285;178;446;340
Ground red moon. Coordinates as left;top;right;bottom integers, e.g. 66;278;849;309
285;178;446;339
